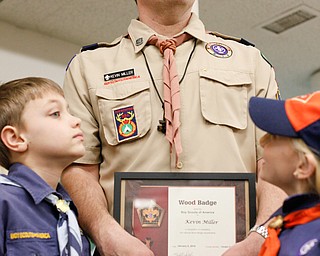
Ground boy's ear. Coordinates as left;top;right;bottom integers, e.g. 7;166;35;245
1;125;28;152
296;153;317;179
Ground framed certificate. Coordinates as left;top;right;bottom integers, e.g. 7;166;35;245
114;172;256;256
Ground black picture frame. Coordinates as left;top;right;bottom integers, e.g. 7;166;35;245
114;172;256;255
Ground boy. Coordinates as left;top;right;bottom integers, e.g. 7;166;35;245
249;91;320;256
0;77;90;255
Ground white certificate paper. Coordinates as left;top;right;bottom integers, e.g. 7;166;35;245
168;186;236;256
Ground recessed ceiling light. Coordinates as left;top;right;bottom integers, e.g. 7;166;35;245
263;9;316;34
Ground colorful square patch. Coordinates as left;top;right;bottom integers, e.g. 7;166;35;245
113;105;138;142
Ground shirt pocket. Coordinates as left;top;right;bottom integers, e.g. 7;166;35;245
96;80;151;145
6;229;58;256
199;69;252;130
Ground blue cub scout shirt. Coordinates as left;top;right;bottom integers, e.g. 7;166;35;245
0;163;90;255
272;193;320;256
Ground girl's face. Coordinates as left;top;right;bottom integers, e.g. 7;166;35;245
260;136;301;195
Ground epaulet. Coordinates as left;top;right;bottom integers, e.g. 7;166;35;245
81;42;108;52
80;35;124;52
207;31;255;47
66;36;124;71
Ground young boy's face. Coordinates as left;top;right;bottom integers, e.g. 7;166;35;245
260;136;301;195
18;92;85;166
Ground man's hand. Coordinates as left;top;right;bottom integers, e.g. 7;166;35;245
61;164;154;256
97;219;154;256
222;232;265;256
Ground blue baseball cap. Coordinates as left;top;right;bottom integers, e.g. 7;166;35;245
249;91;320;156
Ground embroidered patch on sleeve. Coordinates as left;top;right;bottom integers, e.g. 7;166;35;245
10;232;51;240
113;105;139;142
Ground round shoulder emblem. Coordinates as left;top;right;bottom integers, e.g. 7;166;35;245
205;42;233;58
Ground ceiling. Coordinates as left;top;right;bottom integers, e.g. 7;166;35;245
0;0;320;99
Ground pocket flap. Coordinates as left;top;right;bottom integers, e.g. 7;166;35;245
199;69;252;86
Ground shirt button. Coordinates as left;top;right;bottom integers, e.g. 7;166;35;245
176;161;183;169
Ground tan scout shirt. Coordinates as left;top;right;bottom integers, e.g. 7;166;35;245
64;14;278;214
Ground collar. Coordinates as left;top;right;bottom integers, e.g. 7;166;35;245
128;13;207;54
7;163;72;205
270;193;320;219
282;193;320;214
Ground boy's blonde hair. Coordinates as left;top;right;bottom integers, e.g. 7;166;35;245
0;77;64;169
260;134;320;193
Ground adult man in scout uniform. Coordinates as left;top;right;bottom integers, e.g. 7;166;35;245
62;0;286;255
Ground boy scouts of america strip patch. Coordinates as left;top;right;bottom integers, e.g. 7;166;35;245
10;232;51;240
205;42;233;58
113;105;138;142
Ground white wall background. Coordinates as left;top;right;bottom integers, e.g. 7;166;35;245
0;20;80;87
0;1;199;87
0;21;81;173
